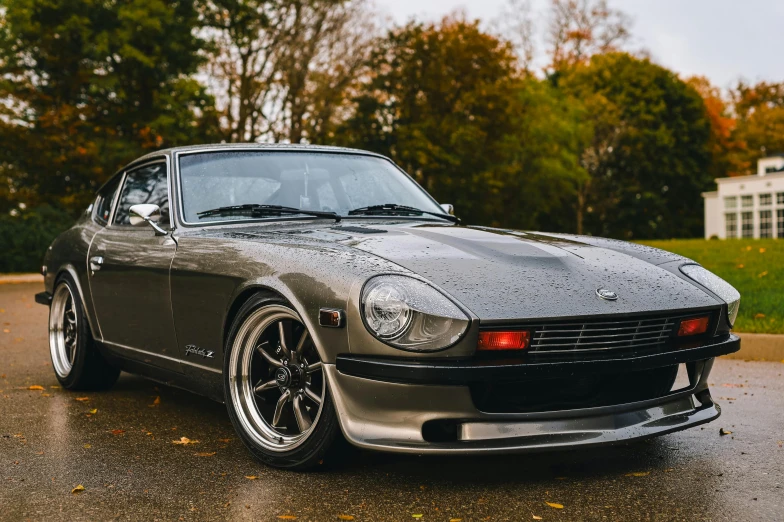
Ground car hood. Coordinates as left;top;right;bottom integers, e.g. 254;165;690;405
329;223;720;321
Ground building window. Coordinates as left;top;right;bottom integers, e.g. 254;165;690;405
741;211;754;238
778;209;784;239
777;192;784;205
759;193;772;206
725;213;737;238
759;210;772;238
741;195;753;208
724;196;737;209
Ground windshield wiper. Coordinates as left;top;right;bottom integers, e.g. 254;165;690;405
197;204;341;222
347;204;459;223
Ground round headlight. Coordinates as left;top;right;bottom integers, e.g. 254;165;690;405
680;264;741;326
361;275;470;351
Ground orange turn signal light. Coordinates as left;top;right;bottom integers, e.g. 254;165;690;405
478;330;531;351
677;316;710;337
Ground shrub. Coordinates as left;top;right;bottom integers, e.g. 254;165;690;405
0;206;76;273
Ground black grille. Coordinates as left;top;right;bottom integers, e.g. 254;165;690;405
530;316;677;354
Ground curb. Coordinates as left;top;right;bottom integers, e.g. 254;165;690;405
728;333;784;362
0;273;44;284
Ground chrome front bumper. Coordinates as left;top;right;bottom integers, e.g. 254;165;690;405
325;335;739;454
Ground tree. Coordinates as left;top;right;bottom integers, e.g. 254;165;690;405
729;80;784;174
547;0;631;72
336;16;587;229
560;53;714;239
687;76;745;178
0;0;216;216
200;0;377;143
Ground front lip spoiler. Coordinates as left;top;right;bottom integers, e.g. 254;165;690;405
336;334;740;385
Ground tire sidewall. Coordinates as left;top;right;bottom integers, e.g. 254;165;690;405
223;292;341;470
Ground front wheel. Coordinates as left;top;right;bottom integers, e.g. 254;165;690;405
48;274;120;390
224;293;343;470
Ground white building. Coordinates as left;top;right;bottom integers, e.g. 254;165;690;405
702;154;784;239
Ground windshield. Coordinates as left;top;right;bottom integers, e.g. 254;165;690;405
178;151;444;223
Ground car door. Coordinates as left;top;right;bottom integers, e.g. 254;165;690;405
87;159;181;373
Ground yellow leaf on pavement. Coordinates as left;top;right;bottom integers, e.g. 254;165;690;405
28;385;45;391
194;452;216;457
172;436;199;445
277;516;297;520
545;502;564;509
412;515;424;519
88;409;97;414
533;516;543;520
71;485;85;494
338;516;355;521
625;472;650;477
245;475;259;480
75;397;89;401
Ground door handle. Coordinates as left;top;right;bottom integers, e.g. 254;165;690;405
90;256;104;272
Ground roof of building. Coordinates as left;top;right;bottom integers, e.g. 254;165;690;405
715;170;784;184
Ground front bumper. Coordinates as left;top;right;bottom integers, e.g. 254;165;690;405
325;334;739;454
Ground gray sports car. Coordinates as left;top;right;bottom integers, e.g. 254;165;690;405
37;144;741;469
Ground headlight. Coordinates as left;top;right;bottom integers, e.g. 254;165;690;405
361;275;470;351
680;264;741;326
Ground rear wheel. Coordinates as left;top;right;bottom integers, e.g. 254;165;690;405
224;293;343;470
48;274;120;390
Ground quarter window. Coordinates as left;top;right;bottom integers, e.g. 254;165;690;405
93;175;122;226
759;193;772;206
114;163;170;226
759;210;772;238
724;213;737;238
741;211;754;238
723;196;737;210
740;195;753;208
777;192;784;205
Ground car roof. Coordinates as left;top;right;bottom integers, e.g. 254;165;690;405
128;143;388;169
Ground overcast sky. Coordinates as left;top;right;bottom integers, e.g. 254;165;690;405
377;0;784;89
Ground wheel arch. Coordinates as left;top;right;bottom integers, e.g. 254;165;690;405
54;265;99;339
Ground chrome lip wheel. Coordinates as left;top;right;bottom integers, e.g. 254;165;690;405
229;305;325;452
49;283;78;378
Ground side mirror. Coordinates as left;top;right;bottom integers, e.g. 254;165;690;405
129;204;167;236
440;203;455;216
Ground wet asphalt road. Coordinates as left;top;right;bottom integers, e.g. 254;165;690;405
1;283;782;521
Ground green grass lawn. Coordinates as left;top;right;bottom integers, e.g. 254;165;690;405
639;239;783;334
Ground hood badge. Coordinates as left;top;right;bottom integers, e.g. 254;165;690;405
596;288;618;301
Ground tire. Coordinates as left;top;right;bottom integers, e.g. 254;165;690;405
48;273;120;390
223;292;344;470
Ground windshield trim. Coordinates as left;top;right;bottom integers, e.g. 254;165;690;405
173;148;447;228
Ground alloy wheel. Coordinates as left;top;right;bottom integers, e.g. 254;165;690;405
228;305;325;452
49;283;78;378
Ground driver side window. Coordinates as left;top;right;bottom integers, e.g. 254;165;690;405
114;163;170;226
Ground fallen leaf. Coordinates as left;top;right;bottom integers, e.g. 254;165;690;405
28;385;45;391
625;472;650;477
736;264;744;269
245;475;259;480
88;409;97;414
277;516;297;520
2;329;9;334
338;516;355;521
41;393;50;397
754;313;765;319
758;271;768;278
450;519;463;522
83;444;91;449
759;248;766;253
720;428;732;436
75;397;89;402
412;516;424;519
172;437;198;445
533;517;543;521
110;429;125;436
218;438;231;443
71;485;85;494
194;452;216;457
545;502;564;509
